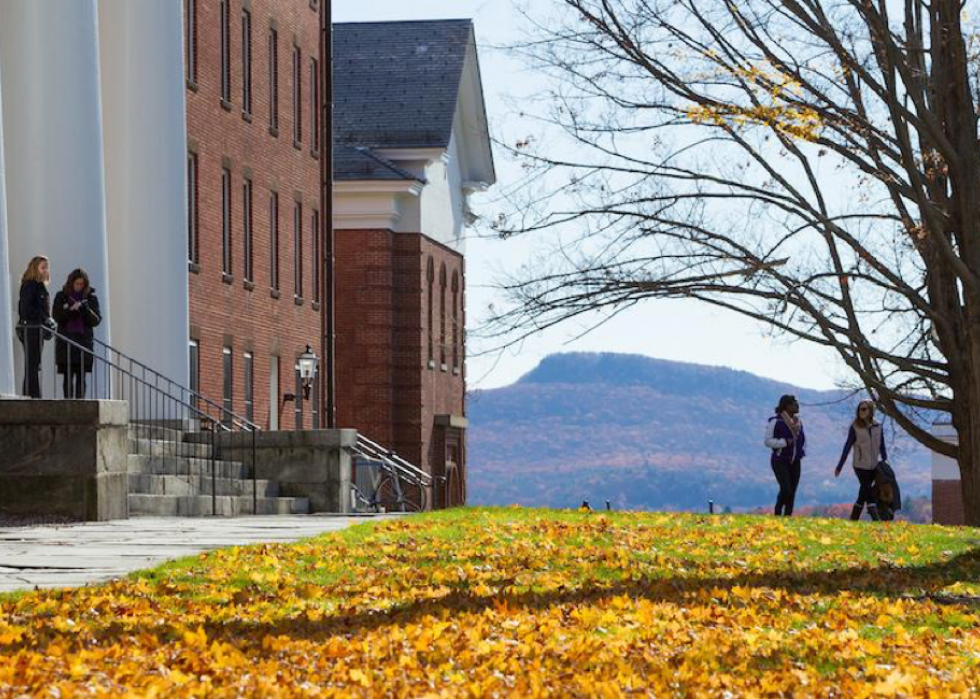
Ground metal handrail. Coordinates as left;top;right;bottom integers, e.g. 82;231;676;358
352;433;433;487
90;336;259;433
17;323;260;515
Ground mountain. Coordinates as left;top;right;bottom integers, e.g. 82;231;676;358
467;353;932;512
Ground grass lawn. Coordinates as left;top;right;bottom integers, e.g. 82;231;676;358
2;508;980;696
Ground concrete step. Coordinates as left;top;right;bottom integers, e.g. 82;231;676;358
128;494;310;517
128;424;185;442
128;438;213;459
127;454;249;480
128;474;278;497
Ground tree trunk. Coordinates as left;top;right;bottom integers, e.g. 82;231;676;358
953;358;980;527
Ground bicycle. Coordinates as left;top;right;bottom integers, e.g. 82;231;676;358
350;457;427;513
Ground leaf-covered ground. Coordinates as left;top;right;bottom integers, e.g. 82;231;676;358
2;508;979;697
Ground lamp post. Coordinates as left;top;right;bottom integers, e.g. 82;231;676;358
298;345;319;401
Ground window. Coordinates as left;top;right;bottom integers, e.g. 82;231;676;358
241;9;252;115
243;352;254;423
294;366;304;429
439;264;447;368
222;347;233;425
292;45;302;144
269;191;280;291
269;356;280;430
243;177;253;283
309;57;319;153
222;167;232;276
187;152;198;264
311;210;320;303
294;200;303;299
189;340;200;408
219;0;231;103
452;271;460;372
268;28;279;132
185;0;197;85
426;258;434;367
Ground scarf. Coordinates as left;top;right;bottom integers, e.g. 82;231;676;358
66;291;86;335
781;411;801;437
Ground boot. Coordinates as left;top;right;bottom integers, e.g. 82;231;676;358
867;505;880;521
850;503;863;521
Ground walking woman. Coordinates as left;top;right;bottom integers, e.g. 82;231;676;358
16;256;52;398
834;399;887;521
52;269;102;398
764;394;806;516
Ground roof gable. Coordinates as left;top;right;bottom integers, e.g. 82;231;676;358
334;19;473;150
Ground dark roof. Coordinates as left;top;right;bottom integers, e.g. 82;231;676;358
334;19;474;152
334;146;425;183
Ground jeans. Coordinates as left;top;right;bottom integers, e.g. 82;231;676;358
19;327;44;398
771;458;801;516
854;468;876;506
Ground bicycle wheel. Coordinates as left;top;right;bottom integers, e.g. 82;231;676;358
376;475;425;513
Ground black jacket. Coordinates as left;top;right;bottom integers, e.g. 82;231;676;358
875;460;902;512
17;280;51;325
52;288;102;370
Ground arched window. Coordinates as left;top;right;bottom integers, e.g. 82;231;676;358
439;263;447;368
426;257;435;368
451;271;460;373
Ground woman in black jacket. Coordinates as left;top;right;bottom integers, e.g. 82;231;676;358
16;256;52;398
52;269;102;399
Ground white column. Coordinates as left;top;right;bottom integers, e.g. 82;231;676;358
98;0;190;387
0;49;14;397
0;0;112;397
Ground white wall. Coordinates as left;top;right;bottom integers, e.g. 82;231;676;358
98;0;190;387
932;423;960;481
0;47;14;397
0;0;112;397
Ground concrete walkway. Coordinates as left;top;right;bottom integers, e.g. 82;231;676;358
0;515;390;593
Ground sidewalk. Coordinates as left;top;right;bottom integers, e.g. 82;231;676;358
0;515;390;593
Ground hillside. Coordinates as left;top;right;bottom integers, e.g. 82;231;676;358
468;353;932;511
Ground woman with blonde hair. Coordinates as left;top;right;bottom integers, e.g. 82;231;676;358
834;399;888;521
16;255;53;398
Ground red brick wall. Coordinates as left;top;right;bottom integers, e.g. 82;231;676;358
186;0;322;430
334;229;395;445
335;229;467;505
932;480;965;526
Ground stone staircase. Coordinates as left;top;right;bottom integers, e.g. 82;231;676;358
126;424;309;517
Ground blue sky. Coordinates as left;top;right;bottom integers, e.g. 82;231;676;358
334;0;843;392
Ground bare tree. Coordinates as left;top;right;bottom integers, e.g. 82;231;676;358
487;0;980;524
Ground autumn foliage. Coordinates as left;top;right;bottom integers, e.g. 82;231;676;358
1;509;979;696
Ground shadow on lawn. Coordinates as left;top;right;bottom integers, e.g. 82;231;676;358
180;544;980;645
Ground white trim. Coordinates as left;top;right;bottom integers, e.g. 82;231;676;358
373;147;446;163
462;181;490;192
335;180;424;197
334;213;401;230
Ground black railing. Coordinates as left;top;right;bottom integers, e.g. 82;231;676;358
16;324;260;516
350;434;433;513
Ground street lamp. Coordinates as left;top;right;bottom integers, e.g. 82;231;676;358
298;345;319;400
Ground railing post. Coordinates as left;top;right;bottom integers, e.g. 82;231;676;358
211;420;218;517
252;428;258;515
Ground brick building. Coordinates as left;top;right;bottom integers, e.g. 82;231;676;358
332;20;495;506
180;6;494;504
184;0;324;432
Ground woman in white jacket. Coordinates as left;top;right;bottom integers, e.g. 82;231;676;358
834;400;887;521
